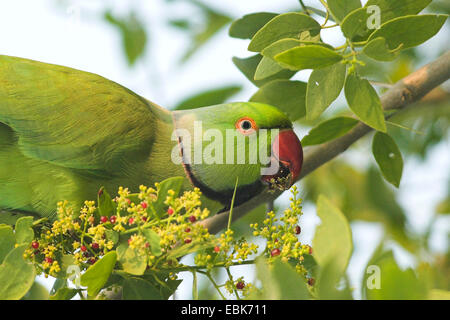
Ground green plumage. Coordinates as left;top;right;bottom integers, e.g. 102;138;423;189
0;55;293;218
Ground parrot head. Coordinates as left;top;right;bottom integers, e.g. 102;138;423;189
173;102;303;207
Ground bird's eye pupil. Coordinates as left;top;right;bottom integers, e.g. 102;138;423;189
241;120;252;130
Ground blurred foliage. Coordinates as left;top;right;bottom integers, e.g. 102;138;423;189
174;85;242;110
104;11;147;66
167;0;232;63
41;0;450;300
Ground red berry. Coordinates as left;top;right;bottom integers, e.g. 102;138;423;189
185;227;191;233
189;215;196;223
295;225;301;235
308;278;315;286
31;241;39;249
184;238;192;244
141;216;147;222
91;243;99;250
236;282;245;290
271;248;281;257
110;216;117;224
89;258;97;264
100;216;108;223
81;245;87;252
167;207;174;215
145;242;150;248
128;217;134;225
126;199;131;205
45;257;53;264
214;246;220;253
141;202;148;209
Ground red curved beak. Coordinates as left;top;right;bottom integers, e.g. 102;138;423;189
272;129;303;184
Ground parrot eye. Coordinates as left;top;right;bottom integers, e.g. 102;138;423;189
236;117;257;135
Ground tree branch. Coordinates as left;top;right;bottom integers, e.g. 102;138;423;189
201;51;450;234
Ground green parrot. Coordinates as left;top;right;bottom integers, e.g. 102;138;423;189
0;55;303;218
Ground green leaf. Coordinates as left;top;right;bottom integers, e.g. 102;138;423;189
153;177;185;217
160;278;183;300
365;167;413;251
363;37;401;61
0;225;15;264
254;257;310;299
363;250;428;299
261;39;334;60
80;251;117;297
142;229;162;257
117;243;147;275
250;80;306;121
122;277;162;300
181;2;231;62
327;0;362;22
372;132;403;187
49;288;78;300
274;45;343;71
0;244;36;300
97;187;115;218
368;14;447;50
50;278;67;295
14;216;34;245
22;282;49;300
168;19;191;30
313;195;353;275
232;54;295;88
317;259;353;299
248;13;321;52
254;57;286;81
0;210;29;225
306;63;346;120
105;229;119;245
57;254;77;279
365;0;432;24
256;39;307;80
302;117;359;147
340;8;373;40
229;12;278;39
270;258;310;299
104;12;147;66
344;72;386;132
167;240;217;259
256;39;334;80
301;254;319;279
175;85;242;110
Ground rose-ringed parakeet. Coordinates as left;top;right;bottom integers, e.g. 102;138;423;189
0;55;303;218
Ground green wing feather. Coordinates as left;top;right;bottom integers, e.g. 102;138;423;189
0;55;170;216
0;55;158;175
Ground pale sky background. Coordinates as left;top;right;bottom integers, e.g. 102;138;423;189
0;0;448;299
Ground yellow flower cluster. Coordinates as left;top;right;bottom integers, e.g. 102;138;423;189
26;181;310;299
250;186;310;275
